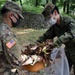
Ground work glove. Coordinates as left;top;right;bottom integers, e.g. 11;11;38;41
19;54;42;66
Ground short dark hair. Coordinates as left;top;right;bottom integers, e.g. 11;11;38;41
51;6;59;14
1;6;10;16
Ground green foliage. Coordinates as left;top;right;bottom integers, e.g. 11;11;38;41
0;0;6;9
70;3;75;10
56;0;64;6
0;0;6;15
0;0;75;15
22;4;44;13
21;0;45;13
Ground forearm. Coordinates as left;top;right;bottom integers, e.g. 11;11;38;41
37;36;47;43
37;26;55;43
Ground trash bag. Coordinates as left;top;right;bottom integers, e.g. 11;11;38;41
41;46;69;75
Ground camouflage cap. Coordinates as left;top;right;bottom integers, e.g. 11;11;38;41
42;2;55;20
3;1;24;19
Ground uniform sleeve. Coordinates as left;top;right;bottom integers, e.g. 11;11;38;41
54;22;75;47
37;26;56;43
2;33;21;60
2;33;42;66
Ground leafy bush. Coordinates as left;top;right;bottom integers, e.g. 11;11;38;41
22;4;44;13
0;0;6;14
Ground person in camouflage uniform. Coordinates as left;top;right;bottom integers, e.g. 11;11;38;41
0;1;42;75
37;2;75;75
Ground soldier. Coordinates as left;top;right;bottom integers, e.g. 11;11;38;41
37;2;75;75
0;1;42;75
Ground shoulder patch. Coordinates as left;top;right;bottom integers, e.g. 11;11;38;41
6;39;16;48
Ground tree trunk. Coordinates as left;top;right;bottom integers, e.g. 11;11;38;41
66;0;70;14
46;0;49;4
20;0;22;6
12;0;16;1
63;1;66;13
52;0;58;5
35;0;39;6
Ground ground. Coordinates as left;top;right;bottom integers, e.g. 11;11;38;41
12;28;47;46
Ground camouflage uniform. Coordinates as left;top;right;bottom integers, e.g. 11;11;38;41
0;1;44;75
37;2;75;75
0;22;22;75
0;1;24;75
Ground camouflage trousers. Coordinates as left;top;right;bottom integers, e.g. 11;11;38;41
0;68;17;75
65;43;75;75
65;42;75;63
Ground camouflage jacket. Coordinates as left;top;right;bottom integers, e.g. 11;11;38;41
0;22;22;69
37;16;75;47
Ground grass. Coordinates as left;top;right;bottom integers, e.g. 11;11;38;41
12;28;47;46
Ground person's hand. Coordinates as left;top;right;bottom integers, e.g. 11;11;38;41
46;39;56;49
19;55;32;65
22;57;33;65
46;39;53;46
30;55;43;65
